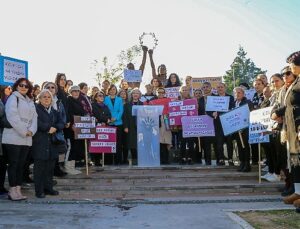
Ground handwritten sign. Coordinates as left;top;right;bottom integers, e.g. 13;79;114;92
191;77;222;94
0;56;28;86
219;105;250;136
148;98;171;115
73;116;96;139
249;107;274;135
181;115;215;138
124;69;142;82
165;87;180;99
205;96;230;112
168;98;198;126
249;133;270;144
89;126;117;153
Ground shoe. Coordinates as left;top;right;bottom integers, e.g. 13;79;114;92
281;186;295;197
16;186;27;200
261;172;272;180
242;163;251;172
187;158;193;165
237;163;245;172
265;174;281;182
283;193;300;204
217;160;225;166
228;160;234;166
293;199;300;208
180;158;187;165
262;166;269;172
8;187;23;201
44;189;59;196
64;161;82;175
35;193;46;198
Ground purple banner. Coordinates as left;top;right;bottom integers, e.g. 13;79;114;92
181;115;215;138
168;99;198;126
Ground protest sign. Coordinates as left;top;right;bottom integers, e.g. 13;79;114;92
249;106;274;135
0;56;28;85
89;126;117;153
148;97;171;115
205;96;230;112
165;87;180;99
124;69;142;82
73;116;96;139
249;133;270;144
219;105;250;136
245;88;256;101
191;77;222;93
168;98;198;126
181;115;215;138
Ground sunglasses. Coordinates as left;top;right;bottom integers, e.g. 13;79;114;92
18;83;29;89
46;86;55;89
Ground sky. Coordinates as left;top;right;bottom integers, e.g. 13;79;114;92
0;0;300;91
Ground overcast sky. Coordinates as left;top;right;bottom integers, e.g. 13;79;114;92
1;0;299;90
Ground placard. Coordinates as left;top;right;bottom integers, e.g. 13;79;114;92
168;98;198;126
205;96;230;112
249;106;274;135
245;88;256;101
140;95;155;103
219;105;250;136
0;56;28;86
249;133;270;144
124;69;142;82
89;126;117;153
181;115;215;138
165;87;180;99
73;116;96;139
191;77;222;93
148;98;171;115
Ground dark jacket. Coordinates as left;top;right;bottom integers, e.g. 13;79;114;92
32;104;65;160
57;88;69;121
235;97;254;111
67;96;86;125
123;101;143;149
252;92;264;110
92;102;111;124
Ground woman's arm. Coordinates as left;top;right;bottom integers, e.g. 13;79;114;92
148;49;157;78
139;46;148;75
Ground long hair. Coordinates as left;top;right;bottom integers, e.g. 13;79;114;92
12;78;33;99
166;73;181;87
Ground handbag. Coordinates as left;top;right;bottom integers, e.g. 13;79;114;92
51;131;66;145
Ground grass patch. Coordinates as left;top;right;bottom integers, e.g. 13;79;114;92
237;209;300;229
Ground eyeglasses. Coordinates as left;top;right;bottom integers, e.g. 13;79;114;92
18;83;29;89
46;86;55;89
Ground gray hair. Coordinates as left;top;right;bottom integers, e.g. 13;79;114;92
233;86;245;95
37;89;53;102
43;82;58;94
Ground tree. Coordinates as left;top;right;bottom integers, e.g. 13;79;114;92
92;45;142;85
223;46;267;93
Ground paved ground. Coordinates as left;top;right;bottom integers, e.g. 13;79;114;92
0;196;293;229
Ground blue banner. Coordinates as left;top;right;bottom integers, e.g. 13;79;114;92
0;56;28;86
133;105;163;167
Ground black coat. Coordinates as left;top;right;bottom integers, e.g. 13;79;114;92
32;104;65;160
67;96;86;125
91;102;111;124
57;88;69;121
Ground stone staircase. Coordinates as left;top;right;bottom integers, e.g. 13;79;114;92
22;165;284;200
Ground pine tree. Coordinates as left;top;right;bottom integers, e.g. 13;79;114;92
223;46;266;93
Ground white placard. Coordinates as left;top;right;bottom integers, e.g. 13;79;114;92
205;96;230;112
124;69;142;82
249;106;274;135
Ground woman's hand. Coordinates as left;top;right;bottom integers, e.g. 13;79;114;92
124;128;129;133
65;122;70;128
49;127;57;134
212;112;218;119
111;118;116;122
26;131;33;137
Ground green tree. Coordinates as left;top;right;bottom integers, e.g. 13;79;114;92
223;46;267;93
92;45;142;85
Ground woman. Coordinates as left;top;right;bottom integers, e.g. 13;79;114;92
193;88;203;163
233;87;253;172
149;49;167;86
67;85;87;169
165;73;181;88
55;73;68;114
32;89;64;198
0;86;12;105
118;89;129;105
65;80;73;93
178;85;195;164
151;78;163;94
104;84;124;165
2;78;37;200
141;84;156;104
32;84;41;102
273;51;300;210
155;87;172;164
123;88;143;164
88;86;100;100
43;82;67;177
0;100;7;195
91;91;111;166
101;80;110;96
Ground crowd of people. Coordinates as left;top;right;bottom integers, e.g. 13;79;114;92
0;48;299;212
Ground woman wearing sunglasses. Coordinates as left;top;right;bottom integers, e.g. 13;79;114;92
2;78;37;201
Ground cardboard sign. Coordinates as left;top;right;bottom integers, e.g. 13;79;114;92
165;87;180;99
205;96;230;112
0;56;28;86
181;115;215;138
148;98;172;115
89;126;117;153
168;98;198;126
191;77;222;94
219;105;250;136
73;116;96;139
249;133;270;144
249;106;274;135
245;88;256;101
124;69;142;82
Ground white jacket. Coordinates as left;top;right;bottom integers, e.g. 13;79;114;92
2;91;38;146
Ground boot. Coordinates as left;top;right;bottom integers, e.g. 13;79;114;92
16;186;27;200
8;187;22;201
237;162;245;172
64;161;82;175
242;162;251;172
